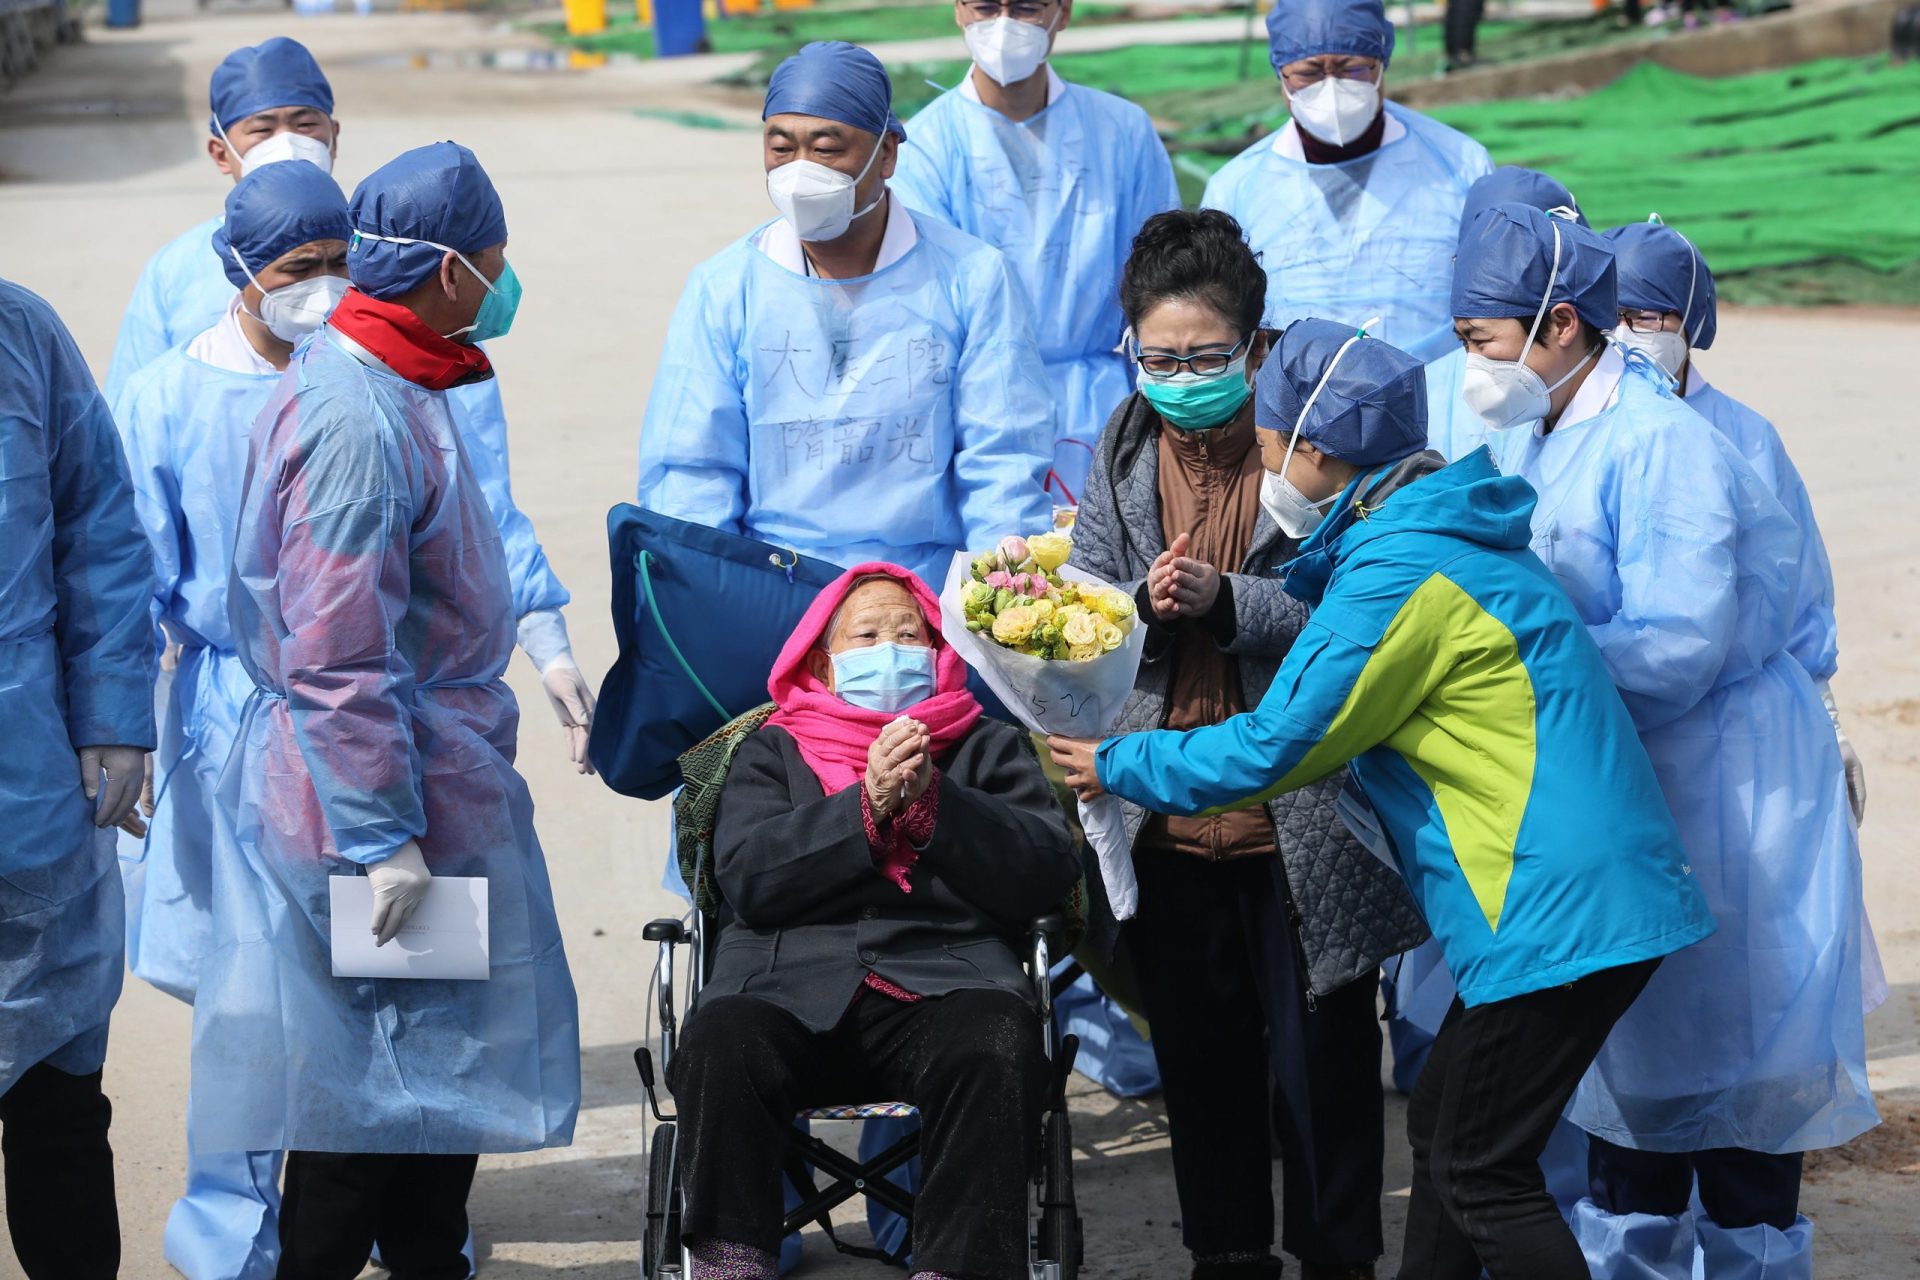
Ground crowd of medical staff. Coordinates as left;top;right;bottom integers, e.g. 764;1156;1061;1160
0;0;1879;1274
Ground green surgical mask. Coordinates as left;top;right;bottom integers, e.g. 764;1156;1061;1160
1138;352;1253;431
461;258;521;344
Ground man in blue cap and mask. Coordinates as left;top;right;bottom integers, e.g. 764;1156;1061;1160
192;141;581;1277
637;40;1054;589
1449;205;1876;1280
105;37;595;784
1051;317;1716;1280
1202;0;1491;363
0;279;156;1280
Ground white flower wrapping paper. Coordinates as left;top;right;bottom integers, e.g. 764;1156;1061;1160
939;552;1148;919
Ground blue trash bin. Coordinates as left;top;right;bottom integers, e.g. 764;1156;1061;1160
653;0;705;57
106;0;141;28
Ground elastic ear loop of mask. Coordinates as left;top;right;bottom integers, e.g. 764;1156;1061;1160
350;229;499;299
1280;314;1382;480
227;246;274;327
1647;212;1702;348
1518;220;1564;371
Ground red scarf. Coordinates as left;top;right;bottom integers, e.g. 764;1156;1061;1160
327;289;494;391
766;562;981;795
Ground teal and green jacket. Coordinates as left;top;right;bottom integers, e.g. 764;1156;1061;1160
1097;449;1715;1006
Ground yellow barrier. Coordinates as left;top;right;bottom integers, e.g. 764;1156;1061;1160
563;0;607;36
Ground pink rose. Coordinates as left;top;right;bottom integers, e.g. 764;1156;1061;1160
997;535;1031;567
985;570;1015;590
1015;573;1049;598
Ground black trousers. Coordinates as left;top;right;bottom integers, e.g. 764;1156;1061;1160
668;987;1046;1279
0;1062;118;1280
1588;1139;1803;1230
276;1150;479;1279
1444;0;1486;59
1399;957;1659;1280
1123;847;1384;1265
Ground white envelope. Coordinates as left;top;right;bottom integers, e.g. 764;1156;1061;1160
329;875;491;981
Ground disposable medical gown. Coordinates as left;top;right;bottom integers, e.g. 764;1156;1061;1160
1493;354;1875;1154
1686;376;1838;683
1202;103;1492;363
111;348;281;1005
106;217;567;618
1421;344;1492;463
0;279;156;1095
891;81;1179;501
636;212;1055;583
192;329;579;1155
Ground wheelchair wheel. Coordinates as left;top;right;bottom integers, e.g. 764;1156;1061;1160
643;1121;683;1278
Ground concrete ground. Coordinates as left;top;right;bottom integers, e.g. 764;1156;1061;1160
1;6;1916;1277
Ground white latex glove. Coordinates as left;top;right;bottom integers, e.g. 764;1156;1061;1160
78;745;146;830
368;839;432;947
541;660;596;776
1820;681;1867;826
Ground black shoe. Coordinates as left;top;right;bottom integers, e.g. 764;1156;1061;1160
1301;1266;1377;1280
1192;1259;1285;1280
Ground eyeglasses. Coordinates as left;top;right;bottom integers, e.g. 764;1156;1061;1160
962;0;1054;19
1619;309;1676;334
1280;61;1381;90
1133;335;1249;377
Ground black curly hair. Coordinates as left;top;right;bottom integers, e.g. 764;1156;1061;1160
1118;208;1267;339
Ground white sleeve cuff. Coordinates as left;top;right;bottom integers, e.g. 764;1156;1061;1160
516;608;575;675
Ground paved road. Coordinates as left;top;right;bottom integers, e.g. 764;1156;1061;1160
1;6;1914;1276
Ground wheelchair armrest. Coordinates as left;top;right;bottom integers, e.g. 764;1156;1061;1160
643;917;686;944
1028;913;1067;941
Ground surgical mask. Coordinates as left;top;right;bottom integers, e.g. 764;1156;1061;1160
1460;221;1596;433
350;230;522;343
831;642;936;714
1610;324;1687;380
1138;352;1252;432
216;120;335;176
228;247;349;343
965;14;1054;87
766;135;886;244
1259;319;1376;538
1286;73;1380;148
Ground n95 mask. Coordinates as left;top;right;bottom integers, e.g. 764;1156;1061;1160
217;120;335;177
767;135;886;244
965;15;1054;88
228;246;348;343
1286;74;1380;148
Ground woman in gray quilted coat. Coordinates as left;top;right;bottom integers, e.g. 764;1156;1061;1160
1070;209;1428;1280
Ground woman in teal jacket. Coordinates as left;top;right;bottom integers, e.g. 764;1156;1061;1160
1052;318;1714;1280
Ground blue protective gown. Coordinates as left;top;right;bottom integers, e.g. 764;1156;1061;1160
106;215;568;620
1202;103;1492;363
890;79;1180;502
0;279;156;1097
636;211;1055;586
1489;352;1875;1156
192;328;580;1155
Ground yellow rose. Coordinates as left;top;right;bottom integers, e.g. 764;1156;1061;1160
1030;597;1057;621
1067;641;1101;663
1093;589;1136;625
1028;530;1073;573
1097;620;1124;652
992;605;1039;647
1060;608;1098;649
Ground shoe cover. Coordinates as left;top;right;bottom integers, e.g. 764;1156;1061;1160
1692;1215;1812;1280
1571;1197;1693;1280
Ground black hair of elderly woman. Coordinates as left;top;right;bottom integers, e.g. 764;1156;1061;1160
663;563;1080;1279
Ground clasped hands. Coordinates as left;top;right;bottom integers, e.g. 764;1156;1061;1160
866;716;933;819
1146;531;1221;623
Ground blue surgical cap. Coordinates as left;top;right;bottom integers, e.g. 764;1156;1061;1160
211;161;351;289
347;142;508;301
208;38;333;136
1451;204;1618;333
763;41;905;141
1461;166;1587;234
1605;219;1718;350
1267;0;1396;74
1256;318;1427;467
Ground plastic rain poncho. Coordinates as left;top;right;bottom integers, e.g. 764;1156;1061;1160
0;279;157;1096
891;78;1179;501
1490;353;1876;1154
636;211;1055;586
190;329;579;1155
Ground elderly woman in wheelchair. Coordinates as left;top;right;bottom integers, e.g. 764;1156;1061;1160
653;563;1083;1280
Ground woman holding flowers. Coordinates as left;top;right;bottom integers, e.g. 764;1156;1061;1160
1064;210;1427;1280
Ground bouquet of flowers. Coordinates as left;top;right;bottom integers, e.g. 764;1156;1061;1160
940;530;1148;920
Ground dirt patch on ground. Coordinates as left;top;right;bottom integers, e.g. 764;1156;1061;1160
1807;1098;1920;1180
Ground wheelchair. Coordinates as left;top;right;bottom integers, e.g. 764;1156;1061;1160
632;702;1086;1279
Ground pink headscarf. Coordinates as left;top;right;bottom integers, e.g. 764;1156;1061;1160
765;562;982;795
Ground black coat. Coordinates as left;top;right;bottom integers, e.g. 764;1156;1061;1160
702;720;1081;1032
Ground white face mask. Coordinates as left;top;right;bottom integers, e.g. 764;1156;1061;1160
1460;221;1597;433
217;120;335;177
766;134;886;244
965;14;1055;88
1259;318;1378;539
1286;73;1381;148
1610;325;1687;380
228;247;349;344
